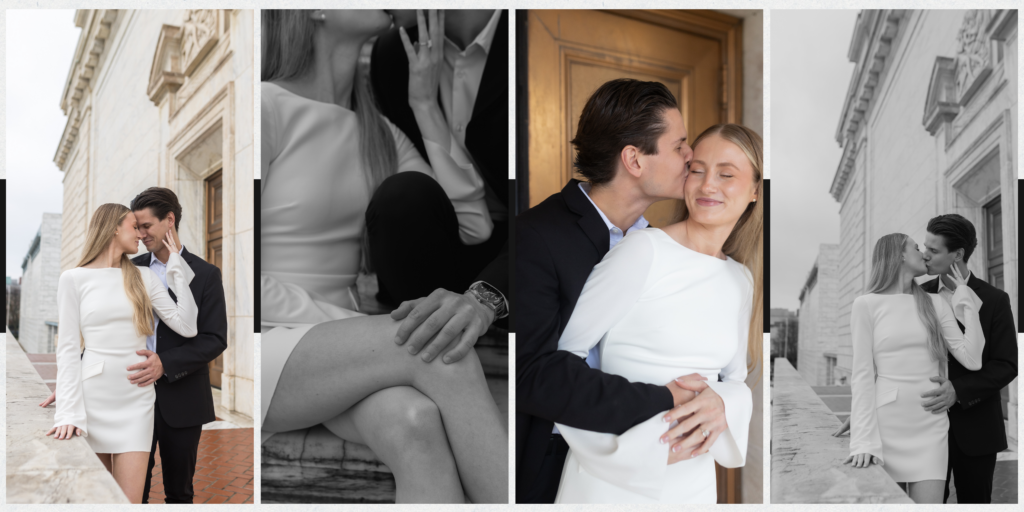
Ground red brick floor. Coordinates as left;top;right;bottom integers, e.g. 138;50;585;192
147;427;254;504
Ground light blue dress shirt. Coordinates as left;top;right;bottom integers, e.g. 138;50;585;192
145;245;185;353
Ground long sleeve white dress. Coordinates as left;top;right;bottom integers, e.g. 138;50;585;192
259;81;492;443
552;229;754;503
53;253;198;453
849;287;985;483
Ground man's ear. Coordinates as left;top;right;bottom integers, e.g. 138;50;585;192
621;145;642;179
166;212;176;229
954;248;965;262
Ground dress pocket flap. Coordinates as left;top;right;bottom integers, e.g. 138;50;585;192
82;361;104;381
875;387;898;408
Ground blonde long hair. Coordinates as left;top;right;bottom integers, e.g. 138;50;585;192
262;10;398;271
867;233;948;377
77;204;154;337
675;124;763;376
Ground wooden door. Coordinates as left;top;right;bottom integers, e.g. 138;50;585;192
206;170;224;388
526;9;742;227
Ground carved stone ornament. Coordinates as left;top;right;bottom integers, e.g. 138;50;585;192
147;25;184;106
181;9;219;77
922;56;959;136
955;9;992;105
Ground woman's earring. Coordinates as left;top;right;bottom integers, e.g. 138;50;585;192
321;13;326;20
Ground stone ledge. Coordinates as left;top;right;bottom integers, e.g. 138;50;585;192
771;358;912;504
6;335;129;503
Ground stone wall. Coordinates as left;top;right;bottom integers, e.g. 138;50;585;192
797;244;840;386
19;214;62;354
6;335;129;503
771;358;912;504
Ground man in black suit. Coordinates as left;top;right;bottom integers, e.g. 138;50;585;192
367;10;510;363
128;188;228;504
920;213;1017;504
516;79;726;502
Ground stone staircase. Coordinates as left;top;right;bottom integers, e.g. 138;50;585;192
261;275;508;504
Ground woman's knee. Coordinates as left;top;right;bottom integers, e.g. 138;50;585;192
379;391;446;449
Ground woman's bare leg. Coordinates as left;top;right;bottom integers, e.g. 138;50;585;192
96;452;113;473
111;452;150;503
264;315;506;503
907;480;944;504
322;387;464;503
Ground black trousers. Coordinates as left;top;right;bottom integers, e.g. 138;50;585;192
943;434;997;503
519;434;570;504
142;400;204;504
366;171;507;307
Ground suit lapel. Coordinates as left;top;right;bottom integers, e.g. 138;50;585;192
563;179;610;258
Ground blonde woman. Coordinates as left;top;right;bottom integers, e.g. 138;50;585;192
843;233;985;503
260;9;506;503
48;203;198;503
551;123;762;503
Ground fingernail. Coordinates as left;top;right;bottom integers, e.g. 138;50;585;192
421;353;432;362
443;356;451;363
659;436;667;444
663;415;671;422
691;452;698;458
394;337;403;345
672;445;681;453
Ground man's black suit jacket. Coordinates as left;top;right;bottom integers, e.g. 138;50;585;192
921;273;1017;456
132;247;228;428
370;11;509;304
515;179;674;497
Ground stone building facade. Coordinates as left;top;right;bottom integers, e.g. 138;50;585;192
796;244;842;386
53;10;254;418
18;214;63;354
831;9;1017;444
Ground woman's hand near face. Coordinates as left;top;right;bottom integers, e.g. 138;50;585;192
399;10;444;110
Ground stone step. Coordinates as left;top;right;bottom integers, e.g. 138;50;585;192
262;373;508;504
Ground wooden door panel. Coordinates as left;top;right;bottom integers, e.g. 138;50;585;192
206;170;224;388
528;9;741;227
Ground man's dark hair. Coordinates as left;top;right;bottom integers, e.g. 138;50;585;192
131;187;183;231
571;79;679;185
927;213;977;262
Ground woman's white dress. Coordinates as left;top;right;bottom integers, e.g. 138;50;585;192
53;253;198;453
553;229;754;503
849;289;984;482
260;81;492;443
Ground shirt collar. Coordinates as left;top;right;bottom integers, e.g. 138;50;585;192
578;182;649;234
150;245;185;267
444;9;501;57
936;268;971;292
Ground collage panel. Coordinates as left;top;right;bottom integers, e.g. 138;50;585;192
770;8;1018;505
257;9;510;504
5;8;255;504
513;9;764;504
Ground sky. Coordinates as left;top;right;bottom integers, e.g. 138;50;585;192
770;10;858;312
5;10;80;280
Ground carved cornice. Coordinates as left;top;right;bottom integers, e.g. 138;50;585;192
147;25;184;106
829;139;858;202
55;9;118;170
182;9;219;77
831;10;906;202
923;56;960;136
955;10;993;105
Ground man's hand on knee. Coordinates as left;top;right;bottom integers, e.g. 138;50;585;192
391;288;494;364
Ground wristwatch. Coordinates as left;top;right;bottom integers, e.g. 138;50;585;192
467;281;509;321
